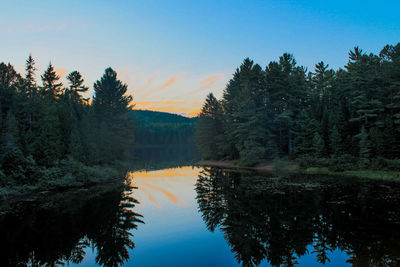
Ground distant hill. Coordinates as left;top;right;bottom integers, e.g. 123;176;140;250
133;110;198;147
133;110;197;126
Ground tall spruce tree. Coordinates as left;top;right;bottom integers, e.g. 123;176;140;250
93;67;134;163
196;93;224;160
25;54;36;98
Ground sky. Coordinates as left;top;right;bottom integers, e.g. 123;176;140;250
1;0;399;117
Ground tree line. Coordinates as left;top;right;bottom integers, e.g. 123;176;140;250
0;55;135;189
196;43;400;169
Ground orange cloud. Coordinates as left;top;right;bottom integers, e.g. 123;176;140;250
138;71;159;93
199;74;223;91
142;73;184;97
147;72;158;85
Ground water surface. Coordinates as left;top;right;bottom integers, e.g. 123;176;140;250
1;166;400;266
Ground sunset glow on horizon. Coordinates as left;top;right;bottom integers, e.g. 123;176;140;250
1;0;399;116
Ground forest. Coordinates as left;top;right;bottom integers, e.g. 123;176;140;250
196;43;400;171
0;55;135;195
134;110;197;147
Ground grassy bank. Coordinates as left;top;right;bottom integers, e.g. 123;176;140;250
304;167;400;181
198;160;400;182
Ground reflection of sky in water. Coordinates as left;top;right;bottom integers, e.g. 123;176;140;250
75;166;351;266
126;166;239;266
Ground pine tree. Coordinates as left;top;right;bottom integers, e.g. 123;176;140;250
196;93;224;160
66;70;89;103
312;132;325;157
292;110;318;156
93;67;132;119
41;63;63;99
0;63;19;113
329;125;342;156
358;126;371;159
92;67;134;163
25;54;36;98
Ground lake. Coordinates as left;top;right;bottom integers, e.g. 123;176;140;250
1;165;400;266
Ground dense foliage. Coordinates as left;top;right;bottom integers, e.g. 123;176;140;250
196;43;400;169
0;56;135;190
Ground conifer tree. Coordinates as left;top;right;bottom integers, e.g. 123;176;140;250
41;63;63;99
329;125;342;156
92;67;134;163
93;67;132;119
358;126;371;159
66;70;89;103
196;93;224;160
25;54;36;98
312;132;325;157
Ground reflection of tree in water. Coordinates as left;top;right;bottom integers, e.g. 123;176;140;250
0;182;144;267
93;190;144;266
196;167;400;267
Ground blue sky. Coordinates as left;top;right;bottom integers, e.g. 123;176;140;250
1;0;399;115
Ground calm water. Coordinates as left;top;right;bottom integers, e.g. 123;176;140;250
1;166;400;266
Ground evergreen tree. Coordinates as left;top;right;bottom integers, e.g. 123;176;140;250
312;132;325;157
41;63;63;99
329;125;342;157
93;67;134;163
196;93;224;160
292;110;318;156
93;68;132;119
358;126;371;159
66;70;89;103
25;54;36;98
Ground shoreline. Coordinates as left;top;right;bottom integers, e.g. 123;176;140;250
197;160;400;182
197;160;298;172
0;176;126;203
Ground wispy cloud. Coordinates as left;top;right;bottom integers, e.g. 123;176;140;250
181;73;225;98
147;72;158;86
142;73;184;97
198;74;223;91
